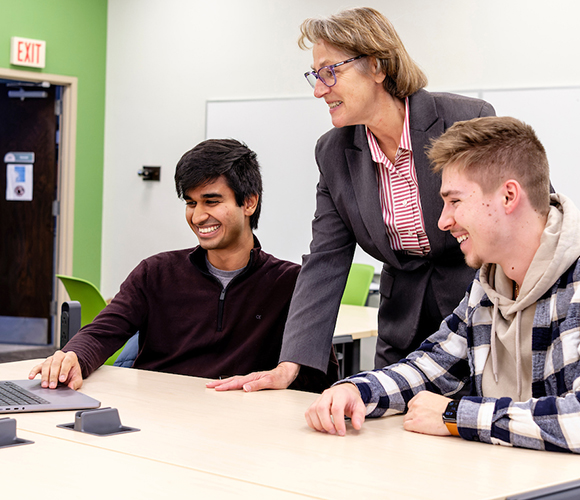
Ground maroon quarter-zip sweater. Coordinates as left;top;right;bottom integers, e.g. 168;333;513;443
63;240;336;392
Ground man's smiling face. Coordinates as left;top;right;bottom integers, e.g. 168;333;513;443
184;176;252;253
438;166;503;269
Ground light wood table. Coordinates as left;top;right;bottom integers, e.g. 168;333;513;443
334;304;378;376
2;359;579;499
335;304;378;340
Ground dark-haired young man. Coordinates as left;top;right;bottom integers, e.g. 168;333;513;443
30;139;335;393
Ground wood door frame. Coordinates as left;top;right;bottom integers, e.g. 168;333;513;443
0;67;78;338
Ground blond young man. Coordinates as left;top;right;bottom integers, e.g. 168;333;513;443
306;116;580;453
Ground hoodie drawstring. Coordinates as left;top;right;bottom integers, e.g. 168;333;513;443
490;297;523;399
490;298;499;383
515;310;522;399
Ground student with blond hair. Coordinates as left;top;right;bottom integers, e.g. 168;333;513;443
306;116;580;454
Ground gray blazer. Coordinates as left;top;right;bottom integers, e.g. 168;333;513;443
279;89;496;373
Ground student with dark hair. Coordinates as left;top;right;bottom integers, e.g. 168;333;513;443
174;139;263;230
30;139;335;393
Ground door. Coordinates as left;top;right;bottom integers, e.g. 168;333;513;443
0;81;59;344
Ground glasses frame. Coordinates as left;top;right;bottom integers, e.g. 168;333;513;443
304;54;367;89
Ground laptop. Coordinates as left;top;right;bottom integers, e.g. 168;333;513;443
0;379;101;414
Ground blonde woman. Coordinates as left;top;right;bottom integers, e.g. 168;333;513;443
210;7;495;393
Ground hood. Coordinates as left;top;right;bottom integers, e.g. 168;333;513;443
481;193;580;310
478;194;580;399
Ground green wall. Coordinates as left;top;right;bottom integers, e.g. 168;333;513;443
0;0;107;287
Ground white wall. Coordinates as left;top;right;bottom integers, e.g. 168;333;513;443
102;0;580;297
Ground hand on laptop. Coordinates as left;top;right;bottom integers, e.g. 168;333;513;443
28;351;84;390
206;361;300;392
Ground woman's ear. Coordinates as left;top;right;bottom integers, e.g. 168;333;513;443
368;56;386;84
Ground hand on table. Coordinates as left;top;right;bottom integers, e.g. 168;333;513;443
206;361;300;392
403;391;452;436
305;382;366;436
28;350;84;390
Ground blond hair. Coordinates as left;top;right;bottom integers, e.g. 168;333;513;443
428;116;551;215
298;7;427;98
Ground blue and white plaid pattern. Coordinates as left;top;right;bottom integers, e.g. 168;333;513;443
347;261;580;453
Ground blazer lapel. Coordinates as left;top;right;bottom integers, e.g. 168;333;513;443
346;125;398;263
408;90;447;253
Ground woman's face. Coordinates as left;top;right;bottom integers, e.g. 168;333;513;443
311;40;386;129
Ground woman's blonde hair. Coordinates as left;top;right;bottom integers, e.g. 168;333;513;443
298;7;427;98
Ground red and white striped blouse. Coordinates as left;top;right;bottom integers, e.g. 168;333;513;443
366;98;431;255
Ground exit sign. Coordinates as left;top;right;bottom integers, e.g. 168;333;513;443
10;37;46;68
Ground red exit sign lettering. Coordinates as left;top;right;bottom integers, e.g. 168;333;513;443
10;37;46;68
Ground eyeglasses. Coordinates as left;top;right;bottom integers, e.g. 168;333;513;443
304;55;366;89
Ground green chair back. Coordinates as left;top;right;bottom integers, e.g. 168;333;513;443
56;275;107;327
341;263;375;306
56;274;123;366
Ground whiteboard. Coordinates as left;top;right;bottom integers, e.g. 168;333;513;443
206;97;382;269
480;87;580;204
206;87;580;268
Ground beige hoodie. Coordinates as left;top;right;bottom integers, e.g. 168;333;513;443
478;194;580;401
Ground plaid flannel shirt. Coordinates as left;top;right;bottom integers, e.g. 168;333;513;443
347;260;580;453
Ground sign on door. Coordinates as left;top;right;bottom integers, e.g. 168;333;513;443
4;152;35;201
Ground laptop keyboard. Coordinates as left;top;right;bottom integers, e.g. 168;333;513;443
0;381;50;406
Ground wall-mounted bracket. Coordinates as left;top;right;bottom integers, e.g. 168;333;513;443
137;166;160;181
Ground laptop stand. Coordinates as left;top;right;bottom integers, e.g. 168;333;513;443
0;417;34;448
57;407;140;436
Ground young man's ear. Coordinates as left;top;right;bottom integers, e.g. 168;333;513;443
243;194;259;216
502;179;521;215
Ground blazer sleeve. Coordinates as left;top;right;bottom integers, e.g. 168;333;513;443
279;158;357;373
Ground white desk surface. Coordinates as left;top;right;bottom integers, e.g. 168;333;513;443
335;304;378;340
2;359;580;500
